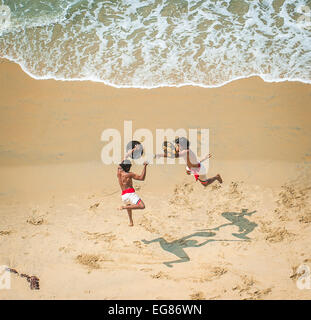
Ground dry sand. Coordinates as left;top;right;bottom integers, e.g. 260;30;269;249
0;59;311;299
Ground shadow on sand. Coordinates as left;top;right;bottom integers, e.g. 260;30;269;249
142;209;257;268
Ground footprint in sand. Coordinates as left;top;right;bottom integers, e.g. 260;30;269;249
27;216;45;225
192;266;228;283
299;212;311;224
27;209;46;225
232;275;272;299
206;266;228;281
249;288;272;300
277;184;309;210
264;227;295;243
89;203;100;210
212;183;222;190
0;230;12;236
169;182;195;209
84;231;116;242
76;254;102;270
59;246;72;253
290;260;311;282
232;276;255;296
151;271;171;280
226;181;244;199
139;216;159;234
76;253;113;270
274;184;311;222
133;240;143;248
190;291;205;300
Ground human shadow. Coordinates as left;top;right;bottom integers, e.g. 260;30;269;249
141;209;257;268
202;209;258;240
142;231;240;268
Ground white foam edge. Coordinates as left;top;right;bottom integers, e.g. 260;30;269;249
1;54;310;89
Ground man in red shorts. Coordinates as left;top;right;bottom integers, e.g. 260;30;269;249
117;147;148;226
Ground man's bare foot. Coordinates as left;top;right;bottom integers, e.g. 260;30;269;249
129;222;134;227
217;174;223;184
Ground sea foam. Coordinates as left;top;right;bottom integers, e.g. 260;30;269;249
0;0;310;88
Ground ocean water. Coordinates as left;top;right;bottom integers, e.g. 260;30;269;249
0;0;310;88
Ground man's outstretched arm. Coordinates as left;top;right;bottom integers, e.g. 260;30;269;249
122;146;138;162
199;153;212;162
132;161;148;181
154;149;188;159
154;153;168;158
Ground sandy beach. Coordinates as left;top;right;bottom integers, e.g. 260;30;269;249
0;59;311;299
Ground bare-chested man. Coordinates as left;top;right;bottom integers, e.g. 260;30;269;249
117;147;148;226
155;137;222;187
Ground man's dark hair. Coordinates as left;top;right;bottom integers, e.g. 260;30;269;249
175;137;190;150
119;160;132;172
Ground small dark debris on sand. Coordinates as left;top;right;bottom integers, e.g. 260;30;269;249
89;203;100;210
5;267;40;290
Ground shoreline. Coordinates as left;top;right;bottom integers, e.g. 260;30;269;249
1;57;311;89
